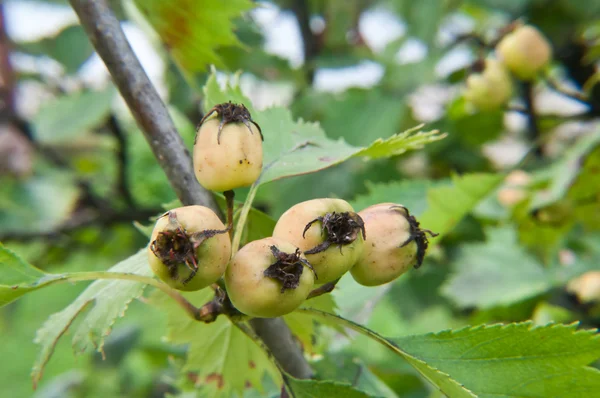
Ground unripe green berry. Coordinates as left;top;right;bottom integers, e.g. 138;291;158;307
225;237;315;318
273;198;365;284
464;59;512;111
193;102;263;192
496;24;552;80
147;206;231;291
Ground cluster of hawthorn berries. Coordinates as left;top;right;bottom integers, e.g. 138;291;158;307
147;102;437;318
464;22;552;110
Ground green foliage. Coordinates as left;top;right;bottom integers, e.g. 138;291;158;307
0;245;64;306
419;173;504;239
149;290;281;397
394;322;600;398
17;25;94;74
5;0;600;396
442;227;599;309
31;87;116;144
133;0;254;73
286;377;375;398
0;174;80;235
32;251;152;388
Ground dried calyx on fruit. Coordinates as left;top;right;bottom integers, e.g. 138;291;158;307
264;245;317;292
351;203;438;287
193;101;264;192
198;101;263;144
147;206;231;291
225;237;315;318
303;211;366;254
273;198;365;284
392;205;438;268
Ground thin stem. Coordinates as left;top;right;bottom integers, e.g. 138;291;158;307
307;278;340;299
224;190;235;239
67;272;203;320
295;308;399;353
231;182;259;253
521;81;542;157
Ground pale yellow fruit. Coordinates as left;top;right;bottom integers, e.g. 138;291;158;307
496;24;552;80
351;203;417;286
273;198;364;284
193;116;263;192
225;237;315;318
147;206;231;291
464;59;513;110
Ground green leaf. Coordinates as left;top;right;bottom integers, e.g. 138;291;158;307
0;175;79;235
298;309;476;398
286;377;375;398
394;322;600;398
0;245;65;307
301;309;600;398
31;87;116;144
32;250;151;388
441;227;599;309
149;290;281;397
18;25;94;74
419;173;504;239
203;71;445;186
134;0;254;73
530;130;600;209
284;294;339;354
350;179;435;214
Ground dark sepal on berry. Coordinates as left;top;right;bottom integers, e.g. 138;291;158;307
303;211;366;255
196;101;263;144
391;205;439;269
264;245;317;293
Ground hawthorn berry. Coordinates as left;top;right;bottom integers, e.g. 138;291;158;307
496;24;552;80
464;58;512;111
273;198;365;284
224;237;315;318
193;102;263;192
351;203;438;286
147;206;231;291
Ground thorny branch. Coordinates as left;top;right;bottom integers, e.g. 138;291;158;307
69;0;312;380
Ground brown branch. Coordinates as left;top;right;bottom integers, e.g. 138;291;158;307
521;81;542;157
69;0;312;380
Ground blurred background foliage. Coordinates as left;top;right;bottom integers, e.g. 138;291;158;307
1;0;599;397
